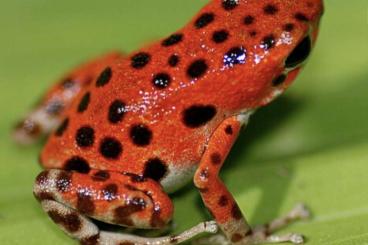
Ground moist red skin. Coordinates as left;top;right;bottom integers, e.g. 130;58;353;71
34;0;323;236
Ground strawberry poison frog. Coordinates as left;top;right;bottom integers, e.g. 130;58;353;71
15;0;324;244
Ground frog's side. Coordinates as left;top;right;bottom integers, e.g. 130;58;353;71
22;0;323;244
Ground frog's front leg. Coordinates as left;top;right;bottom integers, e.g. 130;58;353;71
34;169;218;245
193;115;310;245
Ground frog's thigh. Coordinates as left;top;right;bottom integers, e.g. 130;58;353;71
194;115;310;245
34;169;217;244
34;169;173;229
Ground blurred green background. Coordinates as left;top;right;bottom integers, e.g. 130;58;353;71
1;0;368;244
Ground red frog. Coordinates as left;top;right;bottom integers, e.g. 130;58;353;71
15;0;324;244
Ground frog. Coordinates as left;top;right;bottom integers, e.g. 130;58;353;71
15;0;324;244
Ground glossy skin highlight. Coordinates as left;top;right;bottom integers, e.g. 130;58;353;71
17;0;324;244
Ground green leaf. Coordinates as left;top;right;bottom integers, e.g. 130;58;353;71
1;0;367;244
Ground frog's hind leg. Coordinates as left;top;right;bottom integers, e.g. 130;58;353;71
34;169;218;244
193;115;310;245
13;52;122;145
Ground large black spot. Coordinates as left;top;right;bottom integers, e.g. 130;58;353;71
131;52;151;69
261;35;276;50
183;105;217;128
108;100;126;124
76;126;95;147
222;0;239;10
285;36;311;68
64;156;90;173
143;158;167;181
77;92;90;113
130;124;153;146
168;54;180;67
100;137;122;159
187;59;208;79
162;33;183;47
224;46;247;67
96;67;112;87
212;30;229;43
55;118;69;137
152;73;171;89
194;12;214;29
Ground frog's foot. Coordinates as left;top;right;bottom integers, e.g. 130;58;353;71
192;204;310;245
34;169;218;244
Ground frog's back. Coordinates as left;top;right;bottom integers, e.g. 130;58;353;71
40;0;323;191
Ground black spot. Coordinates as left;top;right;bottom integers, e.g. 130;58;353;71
96;67;112;87
56;171;72;192
65;156;90;174
168;54;180;67
243;15;255;25
47;210;81;233
218;195;229;207
143;158;167;181
76;126;95;147
114;197;146;226
224;46;247;67
152;73;171;89
272;74;287;86
261;35;276;50
92;170;110;182
130;124;153;146
55;118;69;137
80;234;100;245
102;184;118;201
187;59;208;79
183;105;217;128
222;0;239;11
264;4;278;15
35;171;49;185
210;152;222;165
295;12;309;22
283;23;295;32
194;12;215;29
77;192;95;214
212;30;229;43
108;100;126;124
162;33;183;47
100;137;122;159
77;92;91;113
35;192;55;202
285;36;311;68
131;52;151;69
231;203;243;220
225;125;233;135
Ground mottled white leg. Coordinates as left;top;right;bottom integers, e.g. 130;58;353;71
193;204;310;245
40;199;217;245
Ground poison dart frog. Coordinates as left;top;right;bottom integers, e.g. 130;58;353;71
14;0;324;244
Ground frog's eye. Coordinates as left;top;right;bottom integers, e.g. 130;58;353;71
285;36;311;68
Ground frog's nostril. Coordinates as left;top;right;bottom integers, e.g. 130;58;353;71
285;36;311;68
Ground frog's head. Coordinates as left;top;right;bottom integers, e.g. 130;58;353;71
212;0;324;111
